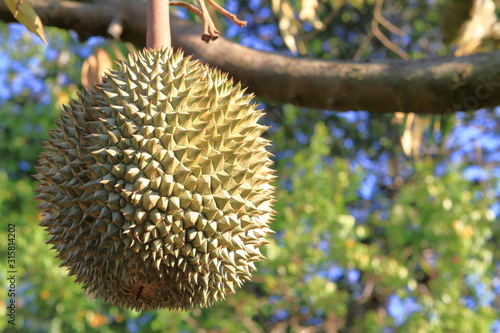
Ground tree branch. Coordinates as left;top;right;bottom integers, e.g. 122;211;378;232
0;0;499;114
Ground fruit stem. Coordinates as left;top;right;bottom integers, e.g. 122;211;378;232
147;0;171;49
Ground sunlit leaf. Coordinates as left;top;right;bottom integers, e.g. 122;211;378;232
5;0;48;45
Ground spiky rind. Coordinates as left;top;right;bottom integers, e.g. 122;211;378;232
35;48;275;311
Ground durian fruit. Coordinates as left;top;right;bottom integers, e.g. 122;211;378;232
35;48;275;311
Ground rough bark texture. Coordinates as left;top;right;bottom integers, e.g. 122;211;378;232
1;0;500;113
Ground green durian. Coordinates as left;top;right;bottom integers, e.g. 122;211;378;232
35;48;275;311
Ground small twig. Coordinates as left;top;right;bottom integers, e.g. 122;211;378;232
196;0;220;42
170;1;203;19
372;24;409;59
374;12;405;37
14;0;23;17
171;0;247;42
353;30;374;61
371;0;409;59
205;0;247;27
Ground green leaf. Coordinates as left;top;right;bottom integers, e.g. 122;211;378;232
5;0;48;45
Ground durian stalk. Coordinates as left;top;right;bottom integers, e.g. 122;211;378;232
147;0;171;49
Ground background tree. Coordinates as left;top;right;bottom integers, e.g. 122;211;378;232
0;0;500;332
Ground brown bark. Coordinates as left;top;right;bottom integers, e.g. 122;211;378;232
1;0;500;114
